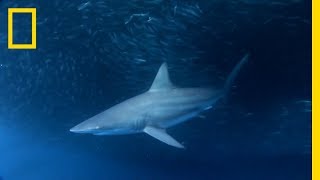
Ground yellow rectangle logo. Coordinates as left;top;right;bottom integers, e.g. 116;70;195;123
8;8;37;49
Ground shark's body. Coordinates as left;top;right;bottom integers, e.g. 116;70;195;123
70;55;248;148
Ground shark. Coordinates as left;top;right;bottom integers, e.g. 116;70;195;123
70;54;249;148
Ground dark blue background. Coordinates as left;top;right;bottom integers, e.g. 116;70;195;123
0;0;311;179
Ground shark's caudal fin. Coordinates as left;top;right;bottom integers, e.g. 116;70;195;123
224;54;249;94
144;126;185;149
149;63;174;92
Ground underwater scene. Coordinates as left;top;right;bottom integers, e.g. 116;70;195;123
0;0;311;179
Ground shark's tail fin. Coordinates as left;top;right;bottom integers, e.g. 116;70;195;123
224;54;249;95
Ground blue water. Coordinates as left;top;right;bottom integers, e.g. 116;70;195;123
0;0;311;179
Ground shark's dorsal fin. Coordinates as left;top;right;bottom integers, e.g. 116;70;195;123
149;63;174;92
144;126;184;149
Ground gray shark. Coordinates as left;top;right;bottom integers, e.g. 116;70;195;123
70;55;248;148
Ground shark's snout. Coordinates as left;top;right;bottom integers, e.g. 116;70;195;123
70;123;100;134
69;126;81;133
69;125;85;133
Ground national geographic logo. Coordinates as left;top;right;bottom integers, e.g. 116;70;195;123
7;8;37;50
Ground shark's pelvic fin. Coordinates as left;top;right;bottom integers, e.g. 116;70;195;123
149;63;174;92
144;126;185;149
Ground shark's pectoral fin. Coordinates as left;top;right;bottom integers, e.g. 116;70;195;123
144;126;185;149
